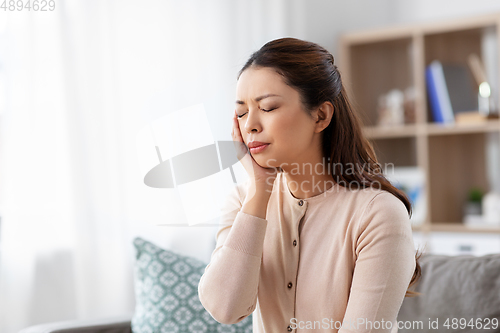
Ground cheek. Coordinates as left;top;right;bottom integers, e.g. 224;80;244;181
275;117;312;144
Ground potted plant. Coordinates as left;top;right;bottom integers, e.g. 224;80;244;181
464;187;484;217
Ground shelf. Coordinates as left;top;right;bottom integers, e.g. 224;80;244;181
426;119;500;136
428;223;500;234
428;133;489;223
363;121;500;139
412;223;500;233
370;136;417;167
347;37;413;127
341;12;499;45
363;124;418;139
341;12;500;236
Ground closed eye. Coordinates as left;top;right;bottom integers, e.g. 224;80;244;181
236;107;277;118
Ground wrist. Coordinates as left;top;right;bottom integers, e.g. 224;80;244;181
250;182;274;198
241;186;272;219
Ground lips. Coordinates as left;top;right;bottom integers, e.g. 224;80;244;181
247;141;270;154
247;141;270;149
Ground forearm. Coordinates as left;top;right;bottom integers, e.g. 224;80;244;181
198;242;262;324
198;211;268;324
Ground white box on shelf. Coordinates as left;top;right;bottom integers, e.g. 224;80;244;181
428;232;500;256
385;166;426;227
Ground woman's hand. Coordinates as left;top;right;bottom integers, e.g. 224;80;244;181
232;110;278;193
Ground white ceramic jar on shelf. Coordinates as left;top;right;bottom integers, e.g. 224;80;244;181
482;191;500;225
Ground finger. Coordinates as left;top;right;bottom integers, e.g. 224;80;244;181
231;112;248;161
233;116;241;140
231;116;239;140
233;113;245;145
231;113;239;135
233;110;239;127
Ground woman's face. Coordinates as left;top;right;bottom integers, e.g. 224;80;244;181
235;66;320;169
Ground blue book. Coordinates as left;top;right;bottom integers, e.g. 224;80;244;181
425;60;455;124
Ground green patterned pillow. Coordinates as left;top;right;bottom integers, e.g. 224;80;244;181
131;237;253;333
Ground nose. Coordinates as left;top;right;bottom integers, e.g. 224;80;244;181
244;108;262;134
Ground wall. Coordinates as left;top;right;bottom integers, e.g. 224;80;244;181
299;0;500;62
391;0;500;24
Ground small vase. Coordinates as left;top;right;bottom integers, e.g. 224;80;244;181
464;201;482;216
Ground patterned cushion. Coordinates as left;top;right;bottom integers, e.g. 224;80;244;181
131;237;253;333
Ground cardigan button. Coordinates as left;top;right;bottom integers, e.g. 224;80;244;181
287;282;293;288
293;240;297;246
287;325;293;332
298;200;304;206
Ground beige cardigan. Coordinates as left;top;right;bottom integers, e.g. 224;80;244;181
198;172;416;333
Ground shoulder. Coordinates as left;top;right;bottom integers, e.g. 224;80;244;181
355;188;412;236
350;189;415;261
362;189;408;215
332;186;408;219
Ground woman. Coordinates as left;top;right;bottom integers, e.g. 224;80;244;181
198;37;422;333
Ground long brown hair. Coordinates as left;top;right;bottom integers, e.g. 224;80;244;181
238;37;422;297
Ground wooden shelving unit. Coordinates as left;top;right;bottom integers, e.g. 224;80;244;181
339;13;500;234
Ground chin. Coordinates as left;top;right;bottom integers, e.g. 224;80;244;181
254;155;280;169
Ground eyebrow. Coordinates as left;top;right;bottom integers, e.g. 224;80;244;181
235;94;280;105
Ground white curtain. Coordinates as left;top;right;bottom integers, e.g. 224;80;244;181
0;0;303;332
